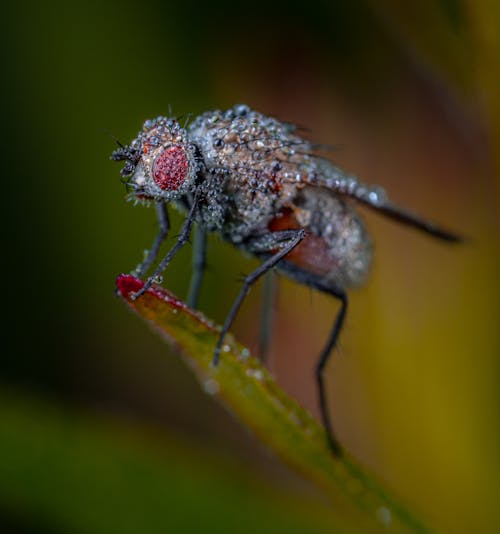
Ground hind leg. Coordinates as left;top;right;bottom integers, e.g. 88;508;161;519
315;288;348;456
213;229;305;366
187;225;207;308
258;270;278;363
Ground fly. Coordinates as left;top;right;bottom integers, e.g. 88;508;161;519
111;104;462;455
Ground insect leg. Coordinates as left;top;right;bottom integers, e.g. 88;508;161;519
316;288;348;456
132;193;199;300
186;224;207;308
133;201;170;278
213;229;306;366
258;270;278;363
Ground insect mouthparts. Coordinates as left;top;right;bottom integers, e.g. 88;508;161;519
111;145;142;178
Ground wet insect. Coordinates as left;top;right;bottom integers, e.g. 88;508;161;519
111;104;461;455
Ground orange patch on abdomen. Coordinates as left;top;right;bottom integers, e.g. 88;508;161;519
269;210;337;278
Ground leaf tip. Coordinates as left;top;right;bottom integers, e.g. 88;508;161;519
116;273;144;300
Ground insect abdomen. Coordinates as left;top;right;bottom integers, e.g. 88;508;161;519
269;188;372;290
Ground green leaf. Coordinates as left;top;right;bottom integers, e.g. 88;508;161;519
116;274;432;533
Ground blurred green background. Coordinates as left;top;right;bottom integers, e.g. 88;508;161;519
1;0;499;532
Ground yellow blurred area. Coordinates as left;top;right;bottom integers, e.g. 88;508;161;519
1;0;498;532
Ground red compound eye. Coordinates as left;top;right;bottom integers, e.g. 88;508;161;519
152;146;189;190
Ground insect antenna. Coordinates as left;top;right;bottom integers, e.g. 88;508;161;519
104;128;126;148
183;113;193;130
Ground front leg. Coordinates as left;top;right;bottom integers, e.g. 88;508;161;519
132;191;200;300
132;201;170;278
213;229;306;365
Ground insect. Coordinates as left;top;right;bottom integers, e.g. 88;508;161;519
111;104;461;455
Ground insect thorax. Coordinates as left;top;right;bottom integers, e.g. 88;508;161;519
188;105;318;242
187;106;372;288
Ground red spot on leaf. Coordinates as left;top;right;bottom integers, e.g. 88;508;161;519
116;274;186;308
152;145;188;190
116;274;208;321
116;274;144;298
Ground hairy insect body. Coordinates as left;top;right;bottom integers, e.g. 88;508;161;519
112;104;460;455
188;106;310;243
187;106;371;288
118;104;375;286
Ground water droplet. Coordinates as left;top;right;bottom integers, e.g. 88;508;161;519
253;369;263;381
234;104;250;116
367;187;387;205
134;169;147;186
356;186;367;198
245;368;263;381
376;506;392;526
203;378;219;395
346;177;357;194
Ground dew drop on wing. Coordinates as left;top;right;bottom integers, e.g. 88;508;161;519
234;104;250;116
367;186;387;205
